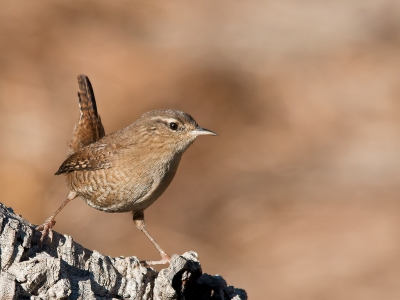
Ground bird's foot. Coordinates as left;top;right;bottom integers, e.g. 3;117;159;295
36;216;56;245
141;252;171;266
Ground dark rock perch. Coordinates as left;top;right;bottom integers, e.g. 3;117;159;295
0;203;246;300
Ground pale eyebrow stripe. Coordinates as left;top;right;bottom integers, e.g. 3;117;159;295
150;117;180;124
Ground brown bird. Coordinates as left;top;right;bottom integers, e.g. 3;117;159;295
37;75;217;265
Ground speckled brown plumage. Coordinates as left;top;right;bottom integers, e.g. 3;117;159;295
37;74;217;265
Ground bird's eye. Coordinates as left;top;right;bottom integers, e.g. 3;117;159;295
169;122;178;131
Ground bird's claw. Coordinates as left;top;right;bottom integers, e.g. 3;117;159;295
140;252;171;266
36;216;56;245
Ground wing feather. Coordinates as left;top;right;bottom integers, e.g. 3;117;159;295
55;143;118;175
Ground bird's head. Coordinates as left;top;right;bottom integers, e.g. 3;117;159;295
137;109;217;154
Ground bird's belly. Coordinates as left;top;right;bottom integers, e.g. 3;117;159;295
67;169;144;212
66;167;175;213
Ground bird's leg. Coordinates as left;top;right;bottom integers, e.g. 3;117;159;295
37;191;77;244
133;211;171;265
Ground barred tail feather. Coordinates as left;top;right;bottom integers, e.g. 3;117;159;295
68;75;105;155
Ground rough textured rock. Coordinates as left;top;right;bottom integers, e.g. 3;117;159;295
0;203;246;300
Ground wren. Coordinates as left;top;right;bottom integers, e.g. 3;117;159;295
37;75;217;265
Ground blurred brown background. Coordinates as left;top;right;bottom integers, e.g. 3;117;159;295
1;1;400;299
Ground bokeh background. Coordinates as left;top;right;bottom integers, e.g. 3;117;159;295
1;1;400;299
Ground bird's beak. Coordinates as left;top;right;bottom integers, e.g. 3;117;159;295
191;127;218;136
